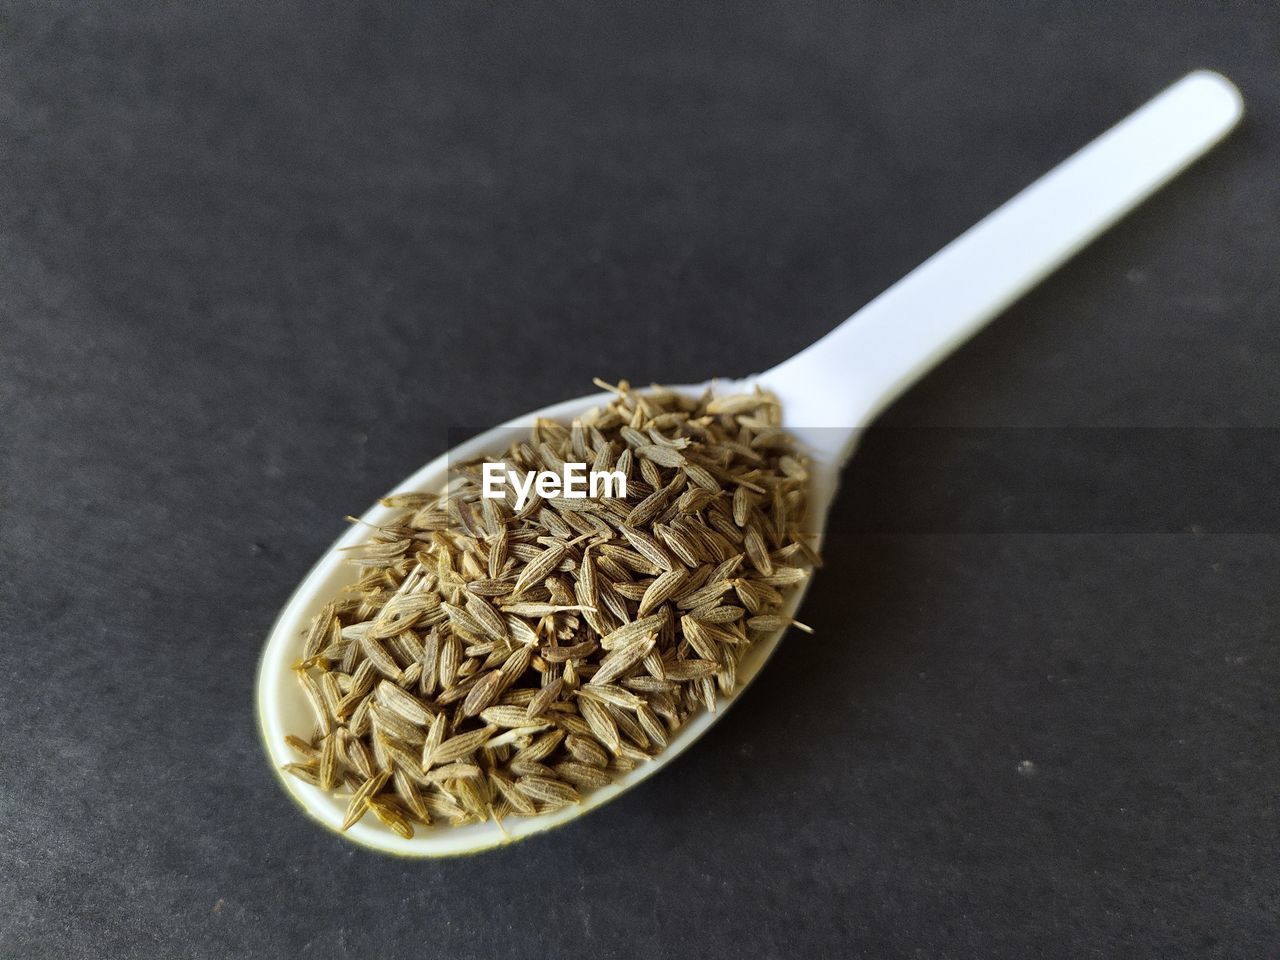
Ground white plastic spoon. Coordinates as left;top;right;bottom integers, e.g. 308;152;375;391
257;70;1242;856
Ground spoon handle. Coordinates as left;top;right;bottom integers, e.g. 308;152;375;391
760;70;1243;464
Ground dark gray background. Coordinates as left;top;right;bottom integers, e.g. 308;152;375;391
2;2;1277;957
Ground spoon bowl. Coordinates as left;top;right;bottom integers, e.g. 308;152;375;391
257;382;833;856
257;70;1242;856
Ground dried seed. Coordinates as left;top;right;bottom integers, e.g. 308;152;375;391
423;761;484;783
393;769;431;822
511;543;569;597
282;762;321;787
637;568;687;616
368;796;414;838
359;634;403;680
428;725;497;765
526;677;563;720
743;525;773;576
369;703;427;746
439;634;462;688
479;704;536;728
514;776;581;806
578;683;646;711
565;734;610;767
490;771;537;816
597;615;663;651
341;770;390;831
420;713;447;769
619;525;675;572
465;593;509;641
462;670;505;717
374;680;434;727
635;444;686;468
554;761;614;789
578;695;621;753
664;658;719;680
591;634;657;686
284;734;318;759
511;728;565;764
319;734;337;790
542;639;597;662
636;703;668;749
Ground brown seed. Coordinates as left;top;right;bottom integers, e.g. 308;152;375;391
577;695;621;753
393;769;431;823
496;645;533;694
513;776;581;806
358;634;403;680
318;734;337;790
619;525;675;572
341;770;390;831
420;713;447;769
462;669;505;717
302;602;337;661
743;525;773;576
510;728;565;765
368;796;414;838
597;615;663;651
489;771;537;816
664;658;719;680
479;704;535;728
565;734;610;767
542;639;597;662
427;725;497;766
636;703;668;749
732;485;753;527
374;680;434;727
511;543;569;596
282;762;321;787
369;704;427;746
590;634;657;687
439;634;462;688
525;677;563;720
423;761;484;783
654;523;703;567
554;761;614;789
465;593;509;641
419;629;440;696
578;682;646;711
284;734;318;759
638;569;687;616
296;671;331;735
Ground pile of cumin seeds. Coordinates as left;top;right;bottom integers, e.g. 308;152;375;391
282;379;819;837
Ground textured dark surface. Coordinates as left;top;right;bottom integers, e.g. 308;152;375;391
2;3;1278;957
